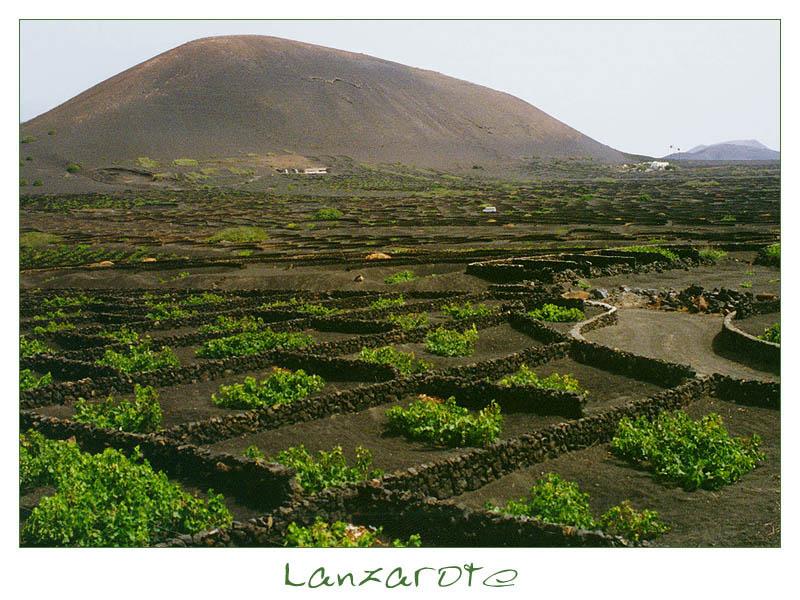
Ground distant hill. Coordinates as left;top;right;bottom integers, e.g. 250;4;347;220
664;140;779;161
19;35;629;191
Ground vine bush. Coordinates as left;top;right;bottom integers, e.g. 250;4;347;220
101;327;141;344
358;345;431;375
19;431;232;547
369;295;406;310
611;411;765;490
387;312;429;330
615;245;679;262
424;325;479;356
598;500;669;543
285;518;421;548
20;336;51;359
20;369;52;391
441;301;495;320
497;365;586;394
182;292;226;306
759;323;780;344
73;384;163;433
97;342;180;373
698;247;727;263
384;270;416;285
32;320;75;335
212;369;325;409
314;207;343;221
271;444;383;494
758;243;780;266
262;298;339;317
196;329;313;358
487;473;595;528
527;304;585;322
386;395;502;447
199;315;266;334
487;473;668;542
145;302;195;322
43;293;95;309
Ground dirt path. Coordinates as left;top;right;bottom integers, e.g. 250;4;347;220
584;308;778;381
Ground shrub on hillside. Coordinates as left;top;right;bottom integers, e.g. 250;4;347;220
261;298;339;316
145;302;195;322
207;226;268;244
758;243;780;266
487;473;595;528
698;247;727;263
182;292;226;306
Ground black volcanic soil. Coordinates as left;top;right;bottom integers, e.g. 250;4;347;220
735;312;780;338
18;156;780;548
346;322;544;371
36;365;364;429
452;396;780;547
508;357;666;413
586;252;780;297
20;261;494;293
149;329;356;368
208;395;567;473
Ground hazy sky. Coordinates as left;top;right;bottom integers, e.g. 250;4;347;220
20;19;780;157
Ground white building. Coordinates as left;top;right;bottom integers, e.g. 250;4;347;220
276;167;329;175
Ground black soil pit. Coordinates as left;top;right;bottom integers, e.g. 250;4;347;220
35;366;364;429
207;394;568;474
452;396;780;547
347;322;544;371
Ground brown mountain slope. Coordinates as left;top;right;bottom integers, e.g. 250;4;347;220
21;35;626;173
